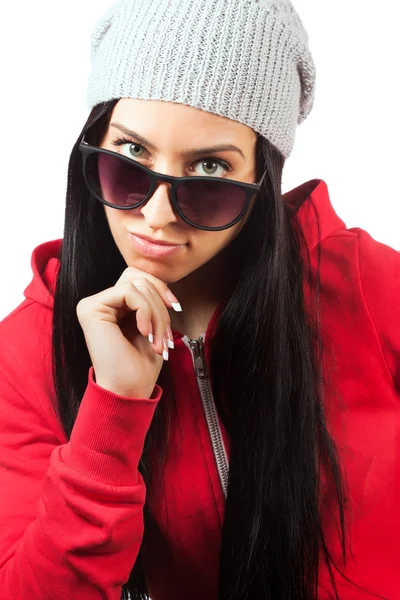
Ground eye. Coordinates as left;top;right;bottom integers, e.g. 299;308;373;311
110;136;233;177
111;137;146;159
191;158;231;178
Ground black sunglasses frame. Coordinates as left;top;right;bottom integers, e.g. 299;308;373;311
79;135;268;231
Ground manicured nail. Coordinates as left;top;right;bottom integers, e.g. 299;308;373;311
163;338;169;361
148;332;154;343
166;327;174;349
166;289;182;312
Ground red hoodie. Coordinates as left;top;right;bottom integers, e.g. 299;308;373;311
0;178;399;600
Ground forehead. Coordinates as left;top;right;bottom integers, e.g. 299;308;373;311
110;98;257;148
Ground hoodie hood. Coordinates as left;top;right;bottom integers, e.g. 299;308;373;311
23;240;61;309
23;179;346;311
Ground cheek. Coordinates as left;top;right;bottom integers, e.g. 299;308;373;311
191;225;242;261
103;206;113;227
102;208;132;259
103;206;123;238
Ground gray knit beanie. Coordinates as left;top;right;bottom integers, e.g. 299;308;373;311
87;0;316;159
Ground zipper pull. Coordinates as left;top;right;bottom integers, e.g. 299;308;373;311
188;337;208;378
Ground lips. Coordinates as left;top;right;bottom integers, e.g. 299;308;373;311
128;232;185;258
131;233;182;246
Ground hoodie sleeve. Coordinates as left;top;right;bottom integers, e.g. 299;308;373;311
357;229;400;391
0;341;162;600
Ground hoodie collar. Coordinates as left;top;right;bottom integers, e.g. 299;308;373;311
23;179;346;321
284;178;346;251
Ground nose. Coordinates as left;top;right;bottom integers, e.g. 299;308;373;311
140;181;180;229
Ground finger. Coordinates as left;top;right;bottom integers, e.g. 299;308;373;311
136;282;171;358
133;301;152;340
138;282;172;356
130;281;170;357
131;279;171;325
117;267;182;312
77;282;154;338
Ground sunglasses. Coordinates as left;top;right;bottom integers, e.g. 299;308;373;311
79;135;268;231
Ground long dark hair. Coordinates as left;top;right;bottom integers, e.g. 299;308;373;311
52;100;385;600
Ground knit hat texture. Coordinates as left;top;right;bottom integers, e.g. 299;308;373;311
87;0;316;158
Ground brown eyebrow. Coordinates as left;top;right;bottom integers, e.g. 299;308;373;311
110;122;245;160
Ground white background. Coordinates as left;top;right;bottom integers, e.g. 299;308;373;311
0;0;399;320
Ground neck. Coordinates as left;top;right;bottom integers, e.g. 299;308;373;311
168;247;235;339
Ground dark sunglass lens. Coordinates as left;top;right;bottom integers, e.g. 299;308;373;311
176;179;247;228
86;152;151;207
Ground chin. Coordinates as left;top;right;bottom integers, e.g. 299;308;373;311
125;255;180;282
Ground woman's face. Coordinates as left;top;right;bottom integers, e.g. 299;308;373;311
99;98;258;283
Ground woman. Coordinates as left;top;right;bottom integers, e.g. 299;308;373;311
0;0;399;599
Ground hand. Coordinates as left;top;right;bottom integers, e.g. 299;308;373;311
76;266;181;398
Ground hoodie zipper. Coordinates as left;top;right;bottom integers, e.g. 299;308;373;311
183;334;229;499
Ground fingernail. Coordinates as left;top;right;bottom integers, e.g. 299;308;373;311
166;327;174;349
163;338;169;361
148;332;154;343
166;289;182;312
